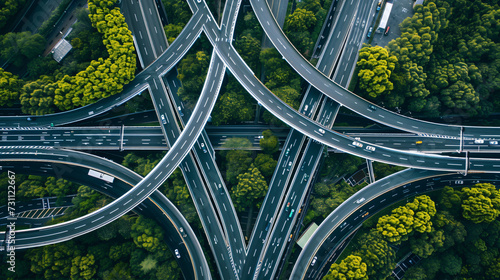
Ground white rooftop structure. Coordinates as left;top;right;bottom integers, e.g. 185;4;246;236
297;222;319;249
51;38;72;63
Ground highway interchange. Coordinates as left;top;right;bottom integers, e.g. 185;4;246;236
1;0;500;279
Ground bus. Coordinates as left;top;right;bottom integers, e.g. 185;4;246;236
88;169;114;183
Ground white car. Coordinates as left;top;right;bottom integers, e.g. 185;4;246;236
318;128;325;134
201;143;207;153
366;146;376;152
311;256;317;266
489;141;498;145
174;249;181;258
179;227;187;237
355;198;365;204
161;115;166;124
352;141;363;148
474;139;484;144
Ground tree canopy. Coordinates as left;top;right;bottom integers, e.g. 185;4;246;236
19;0;136;114
460;183;500;223
324;255;368;280
356;45;397;98
376;195;436;244
0;31;45;68
231;164;269;211
356;0;500;118
0;0;27;30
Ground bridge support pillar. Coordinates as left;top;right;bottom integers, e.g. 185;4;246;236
366;159;375;184
459;126;464;153
120;125;125;151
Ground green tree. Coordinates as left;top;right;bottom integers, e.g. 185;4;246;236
440;186;462;212
406;195;436;233
439;80;479;112
254;153;277;179
177;51;210;106
373;162;405;180
28;241;79;279
357;45;397;98
212;78;254;125
240;11;263;39
70;185;105;217
221;138;253;185
235;35;261;71
324;255;368;280
131;216;164;252
70;254;97;280
285;8;317;32
140;254;157;274
287;30;315;55
273;86;301;109
163;23;184;44
297;0;322;14
26;56;60;80
19;0;136;114
376;206;414;244
311;181;365;219
45;177;78;198
409;229;445;258
320;153;364;178
0;31;45;67
403;266;427;280
17;175;45;199
355;230;396;278
440;252;462;276
259;129;279;154
96;220;119;241
232;165;269;211
19;75;56;115
122;152;163;176
260;48;301;92
0;0;27;30
461;183;500;223
487;258;500;279
155;262;181;280
109;242;134;261
161;0;191;27
103;262;134;280
376;195;436;243
0;68;22;107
